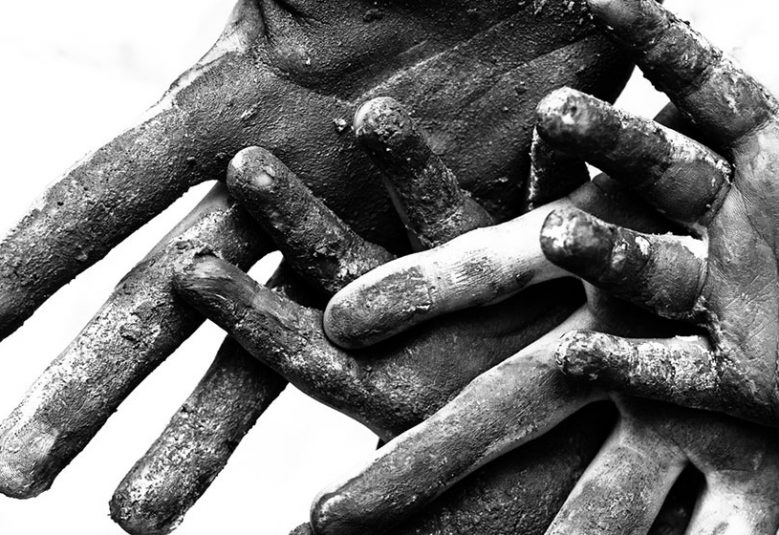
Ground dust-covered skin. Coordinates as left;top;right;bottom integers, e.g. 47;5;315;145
315;188;779;535
0;184;272;500
156;140;607;535
0;0;633;528
108;142;584;535
537;0;779;425
309;16;779;529
0;0;630;338
353;97;495;250
313;301;779;535
175;99;779;535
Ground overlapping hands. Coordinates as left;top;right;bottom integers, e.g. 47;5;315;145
5;0;779;534
202;1;779;534
0;1;636;533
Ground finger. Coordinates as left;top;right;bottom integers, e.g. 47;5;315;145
537;88;732;225
541;207;707;319
170;265;594;535
109;263;320;534
524;128;590;212
176;249;584;436
546;420;687;535
227;147;395;296
295;403;614;535
172;256;387;432
293;401;611;535
556;331;723;412
324;176;666;350
310;310;604;535
0;101;207;340
111;170;392;533
354;97;494;249
110;337;285;535
0;2;267;340
588;0;779;146
391;403;614;535
0;184;270;498
325;200;571;349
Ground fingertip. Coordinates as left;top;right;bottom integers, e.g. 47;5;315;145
109;488;179;535
540;208;613;271
322;296;362;349
354;96;413;151
536;87;601;144
226;146;284;196
323;289;390;350
538;208;570;260
310;491;358;535
0;465;48;500
172;253;219;284
555;329;612;379
171;255;243;303
0;430;58;499
536;87;582;123
309;492;332;535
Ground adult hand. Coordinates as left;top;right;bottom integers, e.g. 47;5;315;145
325;0;779;427
179;95;779;535
159;103;603;535
311;120;779;535
0;2;630;531
535;0;779;426
303;1;779;528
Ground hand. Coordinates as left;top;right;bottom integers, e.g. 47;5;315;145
312;138;779;535
304;2;779;531
180;93;779;535
0;1;629;531
161;99;604;535
533;0;779;426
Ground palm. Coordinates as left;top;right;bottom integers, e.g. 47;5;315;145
698;125;779;419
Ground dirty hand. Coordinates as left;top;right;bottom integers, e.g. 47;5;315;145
304;1;779;532
182;94;779;535
329;0;779;427
163;98;600;535
0;1;626;532
536;0;779;426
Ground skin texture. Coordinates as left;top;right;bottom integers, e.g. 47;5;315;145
538;0;779;425
109;144;584;535
0;184;271;499
164;142;604;535
299;6;779;529
354;97;495;250
0;1;634;531
174;95;779;535
0;0;630;337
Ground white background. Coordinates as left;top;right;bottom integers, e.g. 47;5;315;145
0;1;777;533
